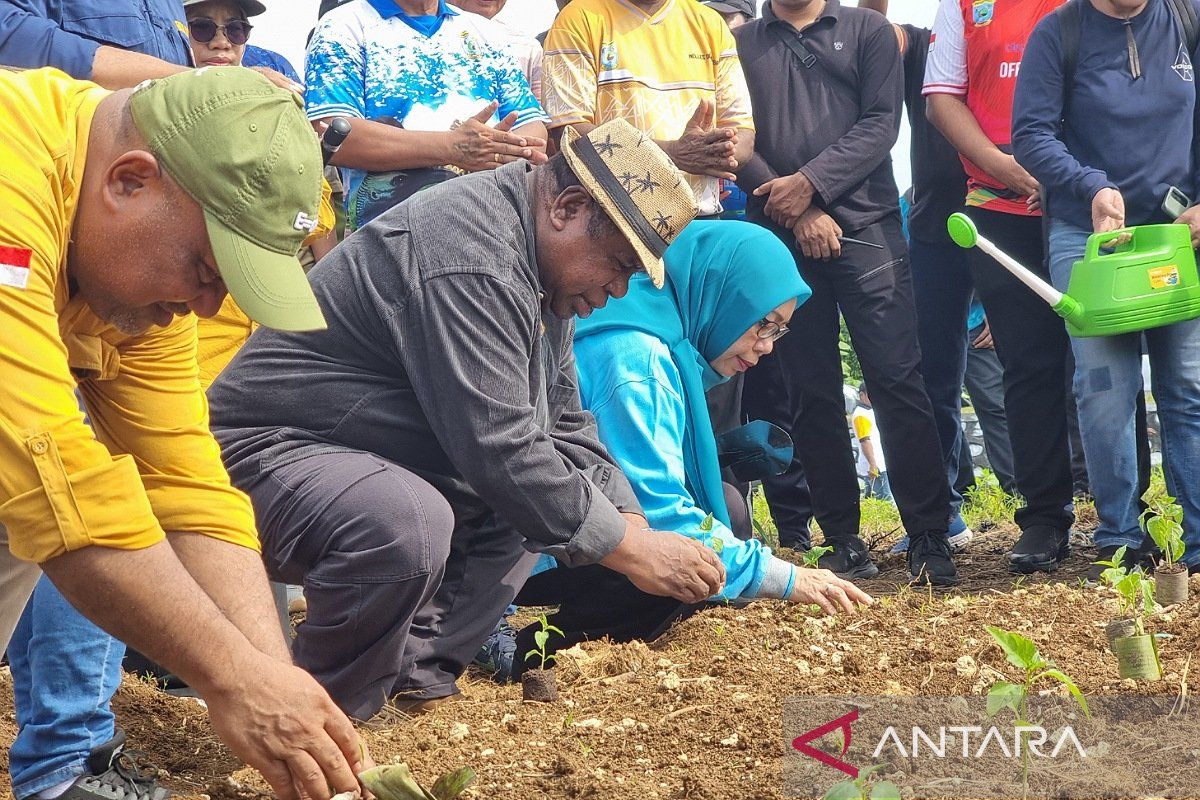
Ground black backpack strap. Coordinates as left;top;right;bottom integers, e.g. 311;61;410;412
1056;0;1083;111
1166;0;1199;52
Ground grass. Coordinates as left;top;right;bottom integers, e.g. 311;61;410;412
748;466;1165;549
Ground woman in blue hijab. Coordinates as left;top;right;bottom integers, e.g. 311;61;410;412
509;221;871;675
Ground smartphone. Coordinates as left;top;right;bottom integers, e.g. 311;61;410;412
1163;186;1191;219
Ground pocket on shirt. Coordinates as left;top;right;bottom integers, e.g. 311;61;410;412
60;7;150;50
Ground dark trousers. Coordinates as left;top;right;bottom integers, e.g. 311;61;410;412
241;450;536;720
961;206;1073;530
744;213;951;540
909;236;972;510
964;328;1017;493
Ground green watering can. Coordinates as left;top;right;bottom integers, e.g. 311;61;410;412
947;213;1200;337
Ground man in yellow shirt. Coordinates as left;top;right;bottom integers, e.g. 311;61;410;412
0;66;366;800
542;0;756;219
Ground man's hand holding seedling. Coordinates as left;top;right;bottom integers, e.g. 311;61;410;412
601;515;726;604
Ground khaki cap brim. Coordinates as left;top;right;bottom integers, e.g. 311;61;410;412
205;209;327;332
561;126;667;289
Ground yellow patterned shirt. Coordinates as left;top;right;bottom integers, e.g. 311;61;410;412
543;0;754;216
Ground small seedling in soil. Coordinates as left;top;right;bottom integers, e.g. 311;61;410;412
822;764;900;800
1141;494;1189;605
985;626;1089;800
522;613;563;703
359;763;475;800
802;545;833;569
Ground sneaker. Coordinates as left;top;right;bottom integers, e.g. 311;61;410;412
818;535;879;580
907;531;959;587
1085;542;1156;583
472;617;517;683
58;729;172;800
1008;525;1071;574
890;526;973;555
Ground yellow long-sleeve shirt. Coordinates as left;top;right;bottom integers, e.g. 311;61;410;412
0;68;259;563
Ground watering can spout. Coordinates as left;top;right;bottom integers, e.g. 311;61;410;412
947;212;1082;322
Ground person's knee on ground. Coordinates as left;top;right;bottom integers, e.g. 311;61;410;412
723;482;753;541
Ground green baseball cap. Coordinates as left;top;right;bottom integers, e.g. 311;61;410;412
130;67;326;331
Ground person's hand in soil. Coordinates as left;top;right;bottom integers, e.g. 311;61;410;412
788;569;873;615
601;524;726;603
204;652;373;800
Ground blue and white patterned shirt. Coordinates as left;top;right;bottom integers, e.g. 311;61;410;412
305;0;547;213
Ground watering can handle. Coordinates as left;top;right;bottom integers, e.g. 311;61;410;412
1087;228;1134;260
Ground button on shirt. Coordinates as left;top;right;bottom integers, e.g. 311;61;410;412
304;0;548;209
0;68;259;564
735;0;904;233
0;0;193;76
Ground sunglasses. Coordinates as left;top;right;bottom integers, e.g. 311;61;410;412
188;18;253;45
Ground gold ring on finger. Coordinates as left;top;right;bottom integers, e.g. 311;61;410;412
494;152;501;163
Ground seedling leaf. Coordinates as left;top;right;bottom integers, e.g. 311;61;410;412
986;680;1025;718
871;781;901;800
431;767;476;800
360;764;436;800
986;626;1042;672
1037;669;1089;717
803;545;834;568
823;780;863;800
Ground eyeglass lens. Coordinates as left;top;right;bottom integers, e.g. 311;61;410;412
189;19;252;45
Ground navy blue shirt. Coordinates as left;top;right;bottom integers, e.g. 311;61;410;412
0;0;193;77
1013;0;1200;229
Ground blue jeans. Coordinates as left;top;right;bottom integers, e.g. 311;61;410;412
8;576;125;799
1048;220;1200;565
863;472;894;501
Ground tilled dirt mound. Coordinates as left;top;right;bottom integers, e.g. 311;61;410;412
2;523;1197;800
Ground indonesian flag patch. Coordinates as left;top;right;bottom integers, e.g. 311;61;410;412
0;246;31;290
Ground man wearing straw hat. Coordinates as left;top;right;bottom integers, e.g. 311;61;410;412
209;119;725;720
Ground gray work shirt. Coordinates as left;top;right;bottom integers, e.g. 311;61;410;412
735;0;903;233
207;162;639;567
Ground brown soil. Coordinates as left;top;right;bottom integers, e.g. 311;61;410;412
2;523;1198;800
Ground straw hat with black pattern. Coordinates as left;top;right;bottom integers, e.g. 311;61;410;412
562;119;698;289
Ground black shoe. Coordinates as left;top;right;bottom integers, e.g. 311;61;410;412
1008;525;1070;574
1086;541;1157;582
60;729;172;800
817;535;878;580
907;531;959;587
1189;562;1199;576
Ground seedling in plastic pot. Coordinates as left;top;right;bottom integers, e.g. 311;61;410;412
1109;572;1163;681
985;626;1088;800
359;763;476;800
1141;493;1189;605
823;764;900;800
522;613;563;702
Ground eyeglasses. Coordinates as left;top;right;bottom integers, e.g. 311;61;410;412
756;319;789;342
188;18;253;45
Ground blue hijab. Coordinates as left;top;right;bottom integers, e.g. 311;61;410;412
574;220;810;527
